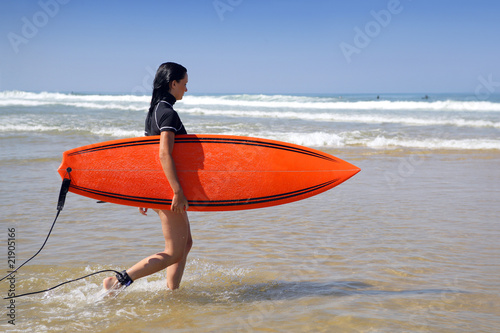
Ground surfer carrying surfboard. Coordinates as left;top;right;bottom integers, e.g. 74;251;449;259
103;62;193;292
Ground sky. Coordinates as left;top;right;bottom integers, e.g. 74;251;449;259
1;0;499;95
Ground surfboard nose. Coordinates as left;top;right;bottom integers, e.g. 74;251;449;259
347;165;361;179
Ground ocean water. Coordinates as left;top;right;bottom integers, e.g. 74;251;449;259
1;91;499;332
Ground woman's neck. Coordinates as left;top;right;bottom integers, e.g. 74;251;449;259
162;92;177;105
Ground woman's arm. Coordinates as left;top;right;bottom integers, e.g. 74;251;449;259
158;130;189;213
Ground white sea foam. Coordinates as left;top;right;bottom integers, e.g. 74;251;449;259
2;91;499;150
0;90;149;103
0;123;61;132
180;95;500;112
364;136;500;150
92;128;143;137
0;91;149;111
181;107;500;128
2;91;500;112
219;130;500;150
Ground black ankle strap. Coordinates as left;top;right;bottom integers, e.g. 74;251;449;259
116;270;133;287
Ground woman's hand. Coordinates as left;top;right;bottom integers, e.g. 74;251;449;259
171;191;189;213
139;207;148;215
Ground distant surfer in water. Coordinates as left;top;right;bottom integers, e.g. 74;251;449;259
103;62;192;292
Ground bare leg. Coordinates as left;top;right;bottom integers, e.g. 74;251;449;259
103;209;191;290
166;218;192;289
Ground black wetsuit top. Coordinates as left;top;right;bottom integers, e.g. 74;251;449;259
144;93;187;136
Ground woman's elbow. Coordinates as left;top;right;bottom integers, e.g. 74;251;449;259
159;148;170;160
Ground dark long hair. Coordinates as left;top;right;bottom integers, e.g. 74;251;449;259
148;62;187;113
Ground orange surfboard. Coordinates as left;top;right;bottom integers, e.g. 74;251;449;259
58;135;360;211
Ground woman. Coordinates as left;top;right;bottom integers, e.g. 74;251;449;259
103;62;192;291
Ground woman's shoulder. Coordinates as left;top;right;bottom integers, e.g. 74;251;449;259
157;100;175;110
155;101;177;116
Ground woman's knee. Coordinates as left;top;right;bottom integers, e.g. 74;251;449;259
163;239;191;262
185;237;193;254
161;247;184;264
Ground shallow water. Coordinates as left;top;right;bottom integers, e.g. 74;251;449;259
1;148;499;332
1;92;499;332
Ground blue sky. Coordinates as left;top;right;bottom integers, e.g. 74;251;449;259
1;0;499;94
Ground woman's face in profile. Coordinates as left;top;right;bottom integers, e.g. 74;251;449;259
170;74;188;101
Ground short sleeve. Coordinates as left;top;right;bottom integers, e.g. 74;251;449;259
157;109;182;133
145;101;186;135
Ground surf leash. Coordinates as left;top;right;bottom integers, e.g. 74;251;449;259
1;168;72;284
1;168;132;300
3;269;125;300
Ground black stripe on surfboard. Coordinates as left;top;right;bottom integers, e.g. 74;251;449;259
67;138;160;156
176;136;338;163
70;178;340;208
68;136;338;163
190;178;341;207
